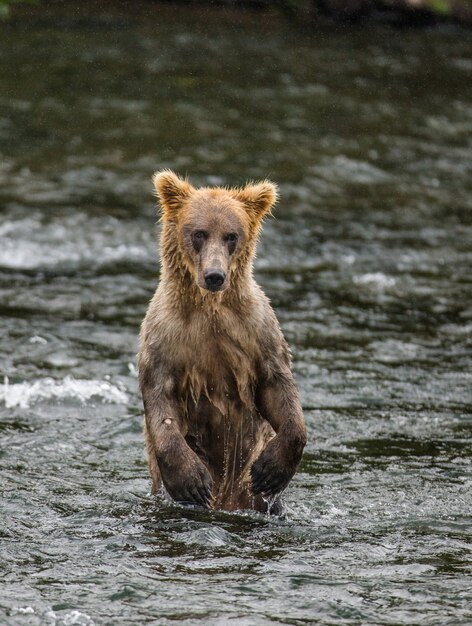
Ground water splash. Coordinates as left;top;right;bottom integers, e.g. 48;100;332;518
0;376;128;408
262;492;282;515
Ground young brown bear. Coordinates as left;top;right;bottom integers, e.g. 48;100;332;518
138;171;306;513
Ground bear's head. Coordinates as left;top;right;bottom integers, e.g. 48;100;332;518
153;170;277;294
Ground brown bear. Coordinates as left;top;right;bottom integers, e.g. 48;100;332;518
138;171;306;513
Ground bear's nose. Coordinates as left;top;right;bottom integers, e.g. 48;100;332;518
204;269;226;291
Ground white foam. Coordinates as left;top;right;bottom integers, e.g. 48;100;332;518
0;213;153;271
12;606;35;615
0;376;128;409
63;610;95;626
353;272;396;289
29;335;48;344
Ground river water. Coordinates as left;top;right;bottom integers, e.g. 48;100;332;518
1;5;471;625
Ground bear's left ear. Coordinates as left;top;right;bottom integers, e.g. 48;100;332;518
234;181;278;224
152;170;194;220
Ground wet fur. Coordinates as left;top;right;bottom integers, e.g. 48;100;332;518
138;171;306;512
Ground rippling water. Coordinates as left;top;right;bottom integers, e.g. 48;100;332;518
1;5;471;625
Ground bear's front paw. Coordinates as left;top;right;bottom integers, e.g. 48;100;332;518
159;451;213;509
251;437;296;498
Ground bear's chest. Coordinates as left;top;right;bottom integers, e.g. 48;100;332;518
174;312;259;412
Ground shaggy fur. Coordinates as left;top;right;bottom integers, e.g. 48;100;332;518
138;171;306;513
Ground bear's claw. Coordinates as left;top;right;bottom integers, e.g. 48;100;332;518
251;461;289;497
160;453;213;509
172;483;212;508
250;437;295;497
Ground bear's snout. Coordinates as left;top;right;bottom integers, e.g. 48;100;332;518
204;269;226;292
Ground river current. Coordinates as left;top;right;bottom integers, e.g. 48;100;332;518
0;5;471;625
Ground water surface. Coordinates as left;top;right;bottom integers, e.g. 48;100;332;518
1;5;471;625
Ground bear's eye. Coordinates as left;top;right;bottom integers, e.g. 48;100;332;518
224;233;238;243
191;230;208;252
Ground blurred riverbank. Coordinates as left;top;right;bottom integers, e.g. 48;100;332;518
2;0;472;27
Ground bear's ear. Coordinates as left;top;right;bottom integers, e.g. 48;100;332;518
234;181;278;224
153;170;194;220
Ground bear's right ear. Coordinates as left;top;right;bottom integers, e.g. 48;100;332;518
152;170;194;220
